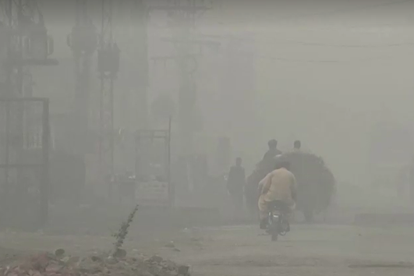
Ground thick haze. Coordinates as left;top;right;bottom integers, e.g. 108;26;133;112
33;0;414;184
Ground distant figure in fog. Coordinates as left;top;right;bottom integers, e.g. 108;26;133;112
293;140;301;151
263;139;282;162
227;157;246;218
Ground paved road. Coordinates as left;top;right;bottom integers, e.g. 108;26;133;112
165;224;414;276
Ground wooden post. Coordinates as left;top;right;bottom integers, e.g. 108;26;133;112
167;116;173;207
40;99;50;226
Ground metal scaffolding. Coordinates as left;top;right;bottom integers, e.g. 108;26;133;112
0;0;56;227
1;0;57;97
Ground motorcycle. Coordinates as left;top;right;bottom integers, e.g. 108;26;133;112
267;201;290;241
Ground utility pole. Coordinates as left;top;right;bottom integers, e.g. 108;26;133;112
132;0;149;130
148;0;216;156
117;0;148;130
97;0;120;195
67;0;98;154
220;34;256;150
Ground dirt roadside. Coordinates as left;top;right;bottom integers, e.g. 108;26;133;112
1;224;414;276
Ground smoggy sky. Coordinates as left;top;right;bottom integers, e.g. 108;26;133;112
25;0;414;182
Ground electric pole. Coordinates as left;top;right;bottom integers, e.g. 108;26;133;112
218;34;257;150
67;0;98;154
148;0;215;156
97;0;120;194
132;0;149;130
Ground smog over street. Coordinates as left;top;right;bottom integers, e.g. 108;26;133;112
0;1;414;276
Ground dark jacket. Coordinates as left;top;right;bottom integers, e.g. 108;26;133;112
262;148;282;162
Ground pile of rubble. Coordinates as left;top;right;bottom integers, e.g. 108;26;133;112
0;251;190;276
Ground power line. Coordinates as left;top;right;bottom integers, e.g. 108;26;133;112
161;32;414;50
257;38;414;49
276;0;413;21
186;34;410;63
169;33;408;63
256;54;406;64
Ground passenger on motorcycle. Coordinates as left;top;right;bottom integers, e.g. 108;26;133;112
258;161;297;229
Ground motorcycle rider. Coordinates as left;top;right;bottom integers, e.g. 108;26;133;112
258;161;297;230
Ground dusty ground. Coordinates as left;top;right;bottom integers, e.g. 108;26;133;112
1;223;414;276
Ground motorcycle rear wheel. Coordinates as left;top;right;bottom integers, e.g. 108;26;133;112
270;218;279;241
